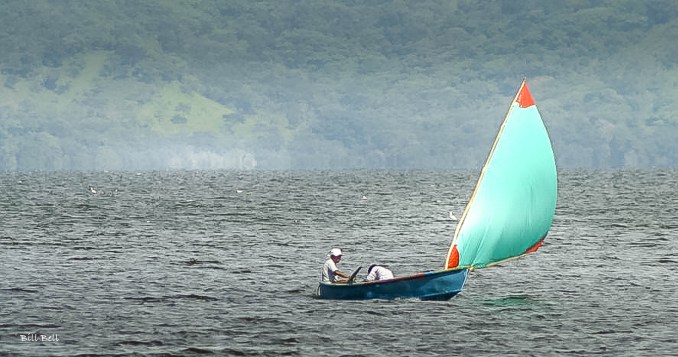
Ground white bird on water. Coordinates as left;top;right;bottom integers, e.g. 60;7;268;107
449;211;458;221
88;186;97;194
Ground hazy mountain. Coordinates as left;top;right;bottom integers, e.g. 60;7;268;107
1;0;676;171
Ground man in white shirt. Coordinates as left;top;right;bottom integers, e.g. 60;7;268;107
321;248;350;283
365;264;394;281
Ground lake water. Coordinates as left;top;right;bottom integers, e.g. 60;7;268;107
1;170;676;356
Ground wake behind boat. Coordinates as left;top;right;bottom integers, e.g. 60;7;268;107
315;80;558;300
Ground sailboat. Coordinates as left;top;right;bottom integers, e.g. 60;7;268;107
315;80;558;300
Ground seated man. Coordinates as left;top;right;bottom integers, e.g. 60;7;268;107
365;263;394;281
321;248;350;283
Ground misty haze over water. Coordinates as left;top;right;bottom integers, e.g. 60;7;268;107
1;1;677;171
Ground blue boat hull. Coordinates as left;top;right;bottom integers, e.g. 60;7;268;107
315;268;468;300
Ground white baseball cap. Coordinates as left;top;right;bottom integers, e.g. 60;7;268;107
330;248;342;257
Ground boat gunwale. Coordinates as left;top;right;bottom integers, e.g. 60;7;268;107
319;267;467;288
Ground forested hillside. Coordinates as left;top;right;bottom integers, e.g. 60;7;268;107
1;0;676;171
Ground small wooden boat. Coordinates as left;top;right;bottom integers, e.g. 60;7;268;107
317;268;468;300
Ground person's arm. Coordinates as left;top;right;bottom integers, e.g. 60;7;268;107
330;268;349;283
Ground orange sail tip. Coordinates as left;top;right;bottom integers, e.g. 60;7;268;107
524;237;545;254
446;245;460;269
516;82;535;108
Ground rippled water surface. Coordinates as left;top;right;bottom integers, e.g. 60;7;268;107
1;170;677;356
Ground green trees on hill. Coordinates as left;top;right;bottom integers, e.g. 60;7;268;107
0;0;676;170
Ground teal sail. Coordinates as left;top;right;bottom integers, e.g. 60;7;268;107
445;80;557;269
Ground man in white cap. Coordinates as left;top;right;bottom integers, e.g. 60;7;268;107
321;248;350;283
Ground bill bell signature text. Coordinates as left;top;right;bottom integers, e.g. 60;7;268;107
20;334;59;342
